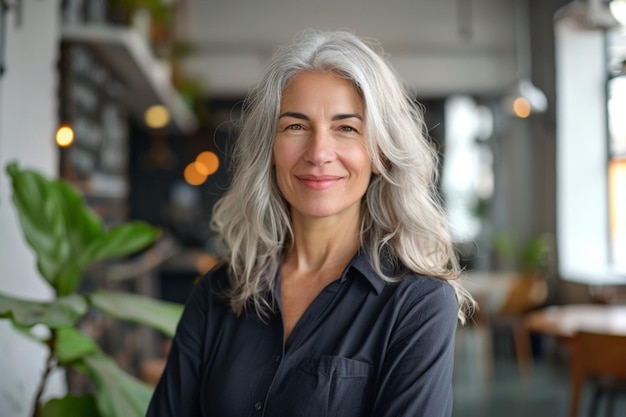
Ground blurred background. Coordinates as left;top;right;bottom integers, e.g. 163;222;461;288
1;0;625;416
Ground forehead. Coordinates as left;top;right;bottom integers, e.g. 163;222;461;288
280;71;364;109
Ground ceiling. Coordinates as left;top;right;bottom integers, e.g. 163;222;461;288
176;0;519;98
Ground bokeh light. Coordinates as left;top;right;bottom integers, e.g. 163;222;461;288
144;105;170;129
184;162;208;186
512;97;531;118
195;151;219;176
55;125;74;147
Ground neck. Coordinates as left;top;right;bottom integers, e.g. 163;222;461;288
284;215;361;279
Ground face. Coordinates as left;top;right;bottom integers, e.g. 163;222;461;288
273;71;374;225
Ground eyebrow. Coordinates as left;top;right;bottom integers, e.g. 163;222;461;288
278;111;363;121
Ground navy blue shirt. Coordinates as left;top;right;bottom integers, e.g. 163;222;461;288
146;250;459;417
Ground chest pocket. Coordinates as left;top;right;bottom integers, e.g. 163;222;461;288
292;356;373;417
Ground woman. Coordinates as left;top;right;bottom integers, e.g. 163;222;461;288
147;29;475;417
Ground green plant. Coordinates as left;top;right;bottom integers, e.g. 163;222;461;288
492;231;550;274
0;162;183;417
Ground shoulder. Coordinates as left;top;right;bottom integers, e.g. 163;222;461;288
194;262;229;291
387;273;459;327
184;263;231;309
398;273;458;304
351;250;458;321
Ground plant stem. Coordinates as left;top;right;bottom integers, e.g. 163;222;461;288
31;330;56;417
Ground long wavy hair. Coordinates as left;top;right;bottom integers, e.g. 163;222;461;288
211;29;475;323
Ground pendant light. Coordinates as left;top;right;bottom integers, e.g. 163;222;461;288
504;0;548;118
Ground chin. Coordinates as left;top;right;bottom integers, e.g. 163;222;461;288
292;204;360;222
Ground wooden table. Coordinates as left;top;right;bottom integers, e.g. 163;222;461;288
525;304;626;417
525;304;626;339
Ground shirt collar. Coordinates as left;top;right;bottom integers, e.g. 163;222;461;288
341;248;388;295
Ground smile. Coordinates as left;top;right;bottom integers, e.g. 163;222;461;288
296;175;343;190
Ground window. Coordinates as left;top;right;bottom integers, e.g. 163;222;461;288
556;23;626;284
607;29;626;273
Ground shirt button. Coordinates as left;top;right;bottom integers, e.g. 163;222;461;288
254;401;263;411
274;355;281;362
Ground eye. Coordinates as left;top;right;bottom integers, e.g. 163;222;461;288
339;125;358;133
286;124;304;131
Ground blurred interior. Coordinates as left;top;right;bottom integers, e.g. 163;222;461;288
1;0;626;416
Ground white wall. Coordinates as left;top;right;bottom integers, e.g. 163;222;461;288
0;1;66;416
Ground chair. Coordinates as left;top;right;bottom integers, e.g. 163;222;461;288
492;272;548;375
457;271;547;382
569;331;626;417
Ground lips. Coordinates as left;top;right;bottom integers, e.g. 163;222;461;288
296;174;343;190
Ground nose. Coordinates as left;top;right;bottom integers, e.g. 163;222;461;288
304;128;335;166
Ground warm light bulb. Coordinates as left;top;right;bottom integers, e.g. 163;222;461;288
513;98;531;118
195;151;220;176
56;126;74;147
184;162;208;186
144;105;170;129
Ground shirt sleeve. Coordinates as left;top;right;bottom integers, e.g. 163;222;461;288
371;278;459;417
145;274;212;417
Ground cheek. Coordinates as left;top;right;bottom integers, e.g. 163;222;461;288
272;145;293;185
348;148;375;176
273;140;300;170
349;141;373;170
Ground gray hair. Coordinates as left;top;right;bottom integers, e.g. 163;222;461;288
211;29;475;323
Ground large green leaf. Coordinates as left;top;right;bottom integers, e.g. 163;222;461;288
90;290;183;337
40;394;100;417
55;180;104;248
6;162;161;297
84;222;161;262
51;180;105;296
0;292;87;328
55;326;100;364
55;221;160;297
6;163;72;287
6;162;104;293
83;355;154;417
